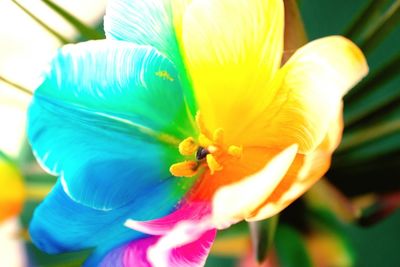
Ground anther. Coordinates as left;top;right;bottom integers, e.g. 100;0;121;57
228;145;243;158
169;161;199;177
206;154;223;175
179;137;198;156
213;128;224;145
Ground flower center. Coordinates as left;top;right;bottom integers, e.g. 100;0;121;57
169;113;242;178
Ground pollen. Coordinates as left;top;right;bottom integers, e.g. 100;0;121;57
155;70;174;81
169;161;198;177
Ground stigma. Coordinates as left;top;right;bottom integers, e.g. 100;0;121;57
196;147;209;160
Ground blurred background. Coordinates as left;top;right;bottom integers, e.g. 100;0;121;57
0;0;399;266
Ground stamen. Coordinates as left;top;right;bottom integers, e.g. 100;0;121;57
198;134;213;148
213;128;224;145
228;145;243;159
178;137;198;156
195;112;207;134
169;161;198;177
206;154;223;175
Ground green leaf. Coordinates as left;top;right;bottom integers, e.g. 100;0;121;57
27;243;92;267
275;224;313;267
344;209;400;267
249;216;279;263
344;0;393;41
344;53;400;104
42;0;104;40
338;115;400;153
0;150;14;164
11;0;70;44
205;256;236;267
335;131;400;166
360;0;400;54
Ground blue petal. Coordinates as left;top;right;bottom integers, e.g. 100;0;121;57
27;40;195;211
104;1;198;114
30;180;181;256
104;0;181;64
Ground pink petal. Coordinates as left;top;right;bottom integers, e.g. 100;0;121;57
100;226;216;267
124;202;211;235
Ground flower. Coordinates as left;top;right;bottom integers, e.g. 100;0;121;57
0;154;25;222
27;0;368;266
0;154;26;267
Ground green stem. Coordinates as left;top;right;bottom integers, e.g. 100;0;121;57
0;75;33;96
360;0;400;54
11;0;70;44
42;0;104;40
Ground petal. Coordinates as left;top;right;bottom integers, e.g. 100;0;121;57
182;0;284;143
247;150;331;221
27;40;195;210
246;113;342;222
29;180;181;255
104;0;197;113
105;0;181;63
124;202;211;235
188;147;286;202
212;145;298;229
318;102;344;153
101;222;216;267
239;36;368;153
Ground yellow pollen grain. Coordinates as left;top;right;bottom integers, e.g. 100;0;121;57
178;137;198;156
206;154;223;175
155;70;174;81
169;161;198;177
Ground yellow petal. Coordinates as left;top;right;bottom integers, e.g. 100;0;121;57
318;101;344;153
171;0;193;39
247;107;343;221
188;147;283;202
0;160;25;221
212;145;298;229
182;0;284;142
238;36;368;153
247;149;331;221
